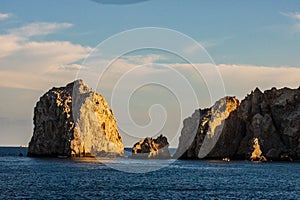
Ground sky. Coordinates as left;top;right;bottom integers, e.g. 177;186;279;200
0;0;300;147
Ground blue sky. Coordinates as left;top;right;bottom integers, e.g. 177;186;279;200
0;0;300;146
1;0;300;66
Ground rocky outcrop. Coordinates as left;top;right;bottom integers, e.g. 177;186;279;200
28;80;124;157
174;96;240;159
250;138;267;161
132;135;171;159
175;87;300;161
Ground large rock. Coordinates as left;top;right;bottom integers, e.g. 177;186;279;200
28;80;124;157
174;96;240;159
175;87;300;161
132;135;171;159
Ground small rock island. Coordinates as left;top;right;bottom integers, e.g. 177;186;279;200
132;135;171;159
27;80;124;158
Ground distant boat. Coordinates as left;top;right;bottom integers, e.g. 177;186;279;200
222;157;230;162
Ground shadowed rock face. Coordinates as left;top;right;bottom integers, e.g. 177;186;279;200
175;87;300;161
132;135;171;159
28;80;124;157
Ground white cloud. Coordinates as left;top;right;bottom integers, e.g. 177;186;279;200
183;37;233;55
218;64;300;98
281;12;300;20
0;22;92;91
183;40;218;55
58;64;89;71
0;34;23;58
0;13;11;20
0;22;77;59
121;54;162;64
281;12;300;32
8;22;73;37
169;62;300;99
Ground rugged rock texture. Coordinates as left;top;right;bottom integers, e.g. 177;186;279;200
28;80;124;157
174;96;240;159
132;135;171;159
175;87;300;161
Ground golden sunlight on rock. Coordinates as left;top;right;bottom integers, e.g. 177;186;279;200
250;138;267;162
27;80;124;158
132;135;171;159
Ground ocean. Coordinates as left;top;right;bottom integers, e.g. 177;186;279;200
0;147;299;199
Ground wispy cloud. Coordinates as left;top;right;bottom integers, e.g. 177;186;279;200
280;12;300;33
183;40;218;55
58;64;89;71
121;54;162;64
8;22;73;37
0;13;12;20
183;36;233;55
281;12;300;20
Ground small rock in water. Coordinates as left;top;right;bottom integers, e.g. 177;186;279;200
132;134;171;159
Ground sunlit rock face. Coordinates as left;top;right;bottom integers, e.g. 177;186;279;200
176;87;300;161
132;135;171;159
250;138;267;161
174;96;240;159
28;80;124;157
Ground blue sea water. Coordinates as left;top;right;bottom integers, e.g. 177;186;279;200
0;147;299;199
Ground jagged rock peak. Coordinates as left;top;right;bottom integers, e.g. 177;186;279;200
176;86;300;161
132;134;171;159
28;80;124;158
174;96;240;159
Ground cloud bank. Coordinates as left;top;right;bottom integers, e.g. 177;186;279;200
0;22;92;91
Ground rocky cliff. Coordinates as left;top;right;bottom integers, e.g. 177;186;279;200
132;135;171;159
28;80;124;157
175;87;300;161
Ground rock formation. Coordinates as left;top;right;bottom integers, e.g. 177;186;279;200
28;80;124;157
174;96;240;159
132;135;171;159
175;87;300;161
250;138;267;161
